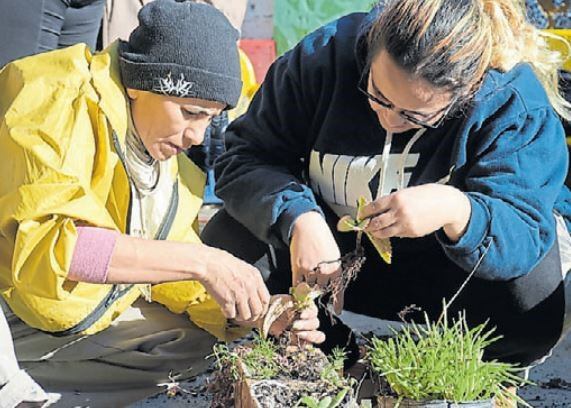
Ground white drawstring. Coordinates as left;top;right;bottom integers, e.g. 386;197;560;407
376;132;393;198
376;128;426;198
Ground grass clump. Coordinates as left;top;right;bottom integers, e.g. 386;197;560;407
241;334;280;380
368;313;526;405
211;342;240;381
211;334;279;381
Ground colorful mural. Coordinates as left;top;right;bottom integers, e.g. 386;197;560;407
274;0;374;55
273;1;571;56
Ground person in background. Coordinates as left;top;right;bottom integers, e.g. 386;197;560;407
0;0;106;68
204;0;571;375
101;0;248;45
0;1;322;406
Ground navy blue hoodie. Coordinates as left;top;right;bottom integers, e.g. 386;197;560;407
216;10;570;285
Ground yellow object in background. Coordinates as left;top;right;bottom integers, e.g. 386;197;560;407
545;29;571;71
229;48;260;121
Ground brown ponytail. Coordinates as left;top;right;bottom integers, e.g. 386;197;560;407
368;0;571;120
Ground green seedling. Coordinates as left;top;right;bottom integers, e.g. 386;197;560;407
241;334;280;380
337;196;392;264
296;388;349;408
291;282;322;310
320;347;347;388
261;282;321;339
211;334;280;381
211;343;240;381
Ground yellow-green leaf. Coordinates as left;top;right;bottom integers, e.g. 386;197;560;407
290;282;321;307
337;215;358;232
357;196;392;264
336;197;393;264
366;233;392;264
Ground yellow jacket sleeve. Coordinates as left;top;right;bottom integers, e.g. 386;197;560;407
0;46;121;329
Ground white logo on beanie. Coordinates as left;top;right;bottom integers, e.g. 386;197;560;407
153;73;196;97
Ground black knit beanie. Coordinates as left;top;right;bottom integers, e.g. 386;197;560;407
119;0;242;108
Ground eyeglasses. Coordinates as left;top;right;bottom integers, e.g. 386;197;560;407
358;76;455;129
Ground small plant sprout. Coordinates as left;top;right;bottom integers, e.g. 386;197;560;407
261;282;321;339
211;343;240;381
240;334;280;380
291;282;322;310
209;330;358;406
320;347;346;387
368;312;528;406
296;388;349;408
337;196;392;264
157;371;192;398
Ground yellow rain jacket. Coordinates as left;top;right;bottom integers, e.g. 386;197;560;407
0;43;237;340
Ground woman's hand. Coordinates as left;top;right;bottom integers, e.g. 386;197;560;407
359;184;471;242
260;294;325;344
290;212;344;313
199;248;270;324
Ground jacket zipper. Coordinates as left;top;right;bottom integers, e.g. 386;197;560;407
51;130;179;337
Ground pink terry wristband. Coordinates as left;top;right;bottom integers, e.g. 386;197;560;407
68;226;119;284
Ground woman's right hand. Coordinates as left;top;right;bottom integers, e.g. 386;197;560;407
290;211;344;313
199;248;270;324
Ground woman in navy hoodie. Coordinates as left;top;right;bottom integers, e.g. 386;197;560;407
204;0;571;368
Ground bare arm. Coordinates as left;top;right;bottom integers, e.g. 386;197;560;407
106;234;213;284
70;230;270;322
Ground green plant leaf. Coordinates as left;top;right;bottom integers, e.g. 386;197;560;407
337;215;358;232
366;233;392;264
318;396;333;408
329;388;349;407
298;396;320;408
337;197;392;264
291;282;322;308
356;196;392;264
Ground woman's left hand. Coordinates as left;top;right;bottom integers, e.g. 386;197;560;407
359;184;472;242
249;294;325;344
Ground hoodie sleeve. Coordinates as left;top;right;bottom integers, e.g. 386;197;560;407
555;185;571;232
436;108;568;280
215;46;323;248
0;49;120;308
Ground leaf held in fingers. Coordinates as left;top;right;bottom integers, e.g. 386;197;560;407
337;215;357;232
290;282;322;310
356;196;369;222
366;234;392;264
336;215;369;232
356;196;392;264
337;196;392;264
260;296;293;339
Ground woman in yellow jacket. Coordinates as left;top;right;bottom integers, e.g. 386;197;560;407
0;1;322;405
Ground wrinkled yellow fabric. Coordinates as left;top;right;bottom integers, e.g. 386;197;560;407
0;43;240;340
